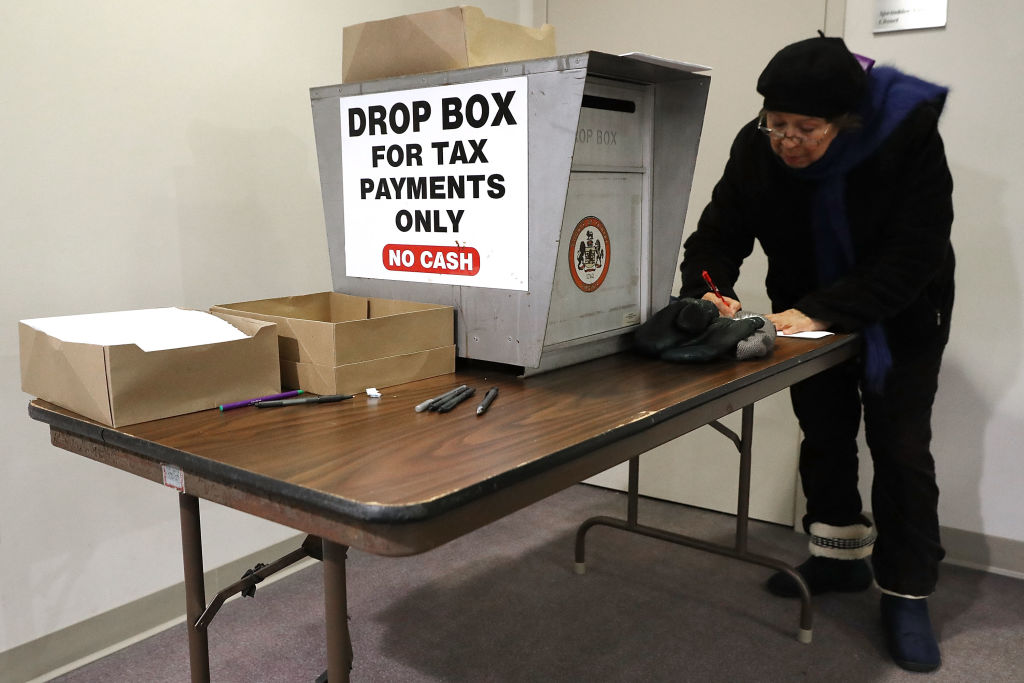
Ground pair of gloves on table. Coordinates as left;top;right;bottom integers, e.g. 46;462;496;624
634;297;776;363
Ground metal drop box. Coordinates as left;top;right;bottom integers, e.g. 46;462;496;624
310;51;709;372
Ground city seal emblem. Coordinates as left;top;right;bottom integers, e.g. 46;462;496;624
569;216;611;292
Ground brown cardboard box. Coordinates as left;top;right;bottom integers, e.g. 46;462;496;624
342;6;555;83
281;345;455;396
210;292;455;393
19;309;280;427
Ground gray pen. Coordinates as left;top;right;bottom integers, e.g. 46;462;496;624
429;385;471;412
415;384;467;412
436;386;475;413
476;386;499;416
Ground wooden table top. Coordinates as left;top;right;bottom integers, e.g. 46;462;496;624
30;336;856;554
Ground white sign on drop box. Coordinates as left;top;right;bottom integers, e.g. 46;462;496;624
340;77;529;291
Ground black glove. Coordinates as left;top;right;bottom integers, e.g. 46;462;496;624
660;316;762;363
634;298;719;357
634;298;773;364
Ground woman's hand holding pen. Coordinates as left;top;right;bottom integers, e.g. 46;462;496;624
701;291;742;317
766;308;829;335
700;269;742;317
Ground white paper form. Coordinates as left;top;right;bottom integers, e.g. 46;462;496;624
21;308;248;351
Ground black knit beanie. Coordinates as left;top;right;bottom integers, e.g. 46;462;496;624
757;36;866;119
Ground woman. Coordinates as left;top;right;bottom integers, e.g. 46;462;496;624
678;35;953;672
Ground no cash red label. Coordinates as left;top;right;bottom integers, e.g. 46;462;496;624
382;244;481;276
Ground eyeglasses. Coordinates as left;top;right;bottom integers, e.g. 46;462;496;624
757;116;831;146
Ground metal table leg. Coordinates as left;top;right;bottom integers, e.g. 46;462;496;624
574;404;814;643
179;493;211;682
732;406;813;643
323;540;353;682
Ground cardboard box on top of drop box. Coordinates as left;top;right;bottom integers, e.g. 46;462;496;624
342;5;555;83
19;309;280;427
210;292;455;395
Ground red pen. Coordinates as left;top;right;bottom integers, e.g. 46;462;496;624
701;270;725;302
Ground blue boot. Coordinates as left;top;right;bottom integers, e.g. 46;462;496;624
880;594;941;672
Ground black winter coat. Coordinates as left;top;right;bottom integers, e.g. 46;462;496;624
679;102;954;355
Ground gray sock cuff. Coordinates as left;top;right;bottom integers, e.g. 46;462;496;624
808;521;876;560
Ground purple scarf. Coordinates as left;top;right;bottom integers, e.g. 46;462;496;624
789;66;948;393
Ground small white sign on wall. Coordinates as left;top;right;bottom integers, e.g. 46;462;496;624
340;77;529;291
875;0;947;33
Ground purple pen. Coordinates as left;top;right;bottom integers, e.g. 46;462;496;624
219;390;303;411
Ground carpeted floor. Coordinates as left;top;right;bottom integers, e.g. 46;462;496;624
48;484;1024;682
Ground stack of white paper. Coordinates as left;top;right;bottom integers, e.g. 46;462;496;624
21;308;249;352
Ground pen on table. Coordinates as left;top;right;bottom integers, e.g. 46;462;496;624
476;386;499;416
434;385;473;411
415;384;468;412
436;386;476;413
219;390;304;411
256;394;354;408
701;269;725;303
428;385;471;412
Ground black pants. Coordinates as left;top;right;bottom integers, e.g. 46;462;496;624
790;333;947;596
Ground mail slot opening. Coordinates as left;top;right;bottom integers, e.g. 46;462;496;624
581;95;637;113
